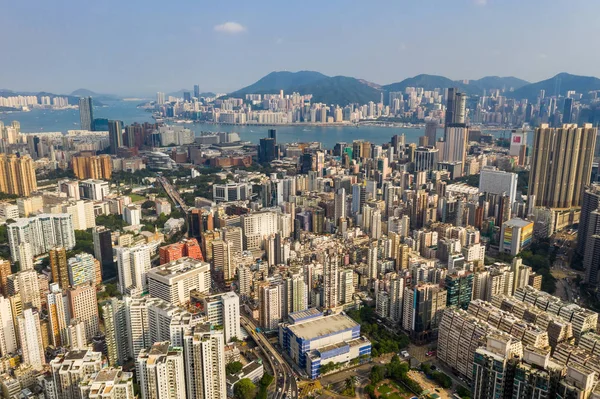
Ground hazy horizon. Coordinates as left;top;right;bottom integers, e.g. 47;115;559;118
3;0;600;96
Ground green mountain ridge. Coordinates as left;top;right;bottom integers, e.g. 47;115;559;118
507;72;600;101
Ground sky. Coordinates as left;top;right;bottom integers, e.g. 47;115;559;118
2;0;599;97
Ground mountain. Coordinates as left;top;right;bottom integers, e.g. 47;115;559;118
297;76;381;105
508;73;600;101
469;76;529;92
230;71;329;97
382;74;477;95
70;88;119;102
0;89;86;105
230;71;380;105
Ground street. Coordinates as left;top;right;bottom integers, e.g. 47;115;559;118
241;315;298;399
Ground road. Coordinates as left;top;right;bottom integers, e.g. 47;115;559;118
157;176;190;214
241;315;298;399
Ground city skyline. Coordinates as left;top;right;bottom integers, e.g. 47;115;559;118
3;0;600;95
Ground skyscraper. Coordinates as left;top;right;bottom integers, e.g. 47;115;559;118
137;342;186;399
50;247;69;290
323;251;339;309
108;120;123;155
93;226;114;279
425;119;438;145
528;123;597;208
258;137;276;163
183;324;226;399
577;184;600;256
193;84;200;99
445;88;467;125
268;128;277;144
68;283;99;342
156;92;165;105
0;154;37;197
18;308;45;370
79;97;94;131
563;98;573;124
47;284;68;348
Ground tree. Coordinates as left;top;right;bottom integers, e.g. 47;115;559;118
233;378;256;399
226;361;243;375
369;365;386;384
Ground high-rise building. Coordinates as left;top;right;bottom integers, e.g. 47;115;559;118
334;188;346;223
8;214;75;261
402;283;447;342
323;252;339;309
479;166;518;205
93;226;113;279
425;119;438;145
146;257;211;305
202;292;241;343
258;137;276;163
18;308;45;370
67;283;99;342
81;368;136;399
444;272;473;310
183;324;226;399
108;120;123;155
50;247;70;289
445;88;467;125
266;128;277;144
0;260;11;296
583;206;600;286
47;283;68;348
258;283;282;330
529;123;597;208
7;269;41;309
79;97;94;131
50;350;103;398
577;184;600;256
101;298;130;366
72;154;112;180
137;342;186;399
0;154;37;197
116;244;152;295
193;85;200;99
156;92;165;105
68;252;97;287
0;296;16;357
211;239;231;282
563;98;573;124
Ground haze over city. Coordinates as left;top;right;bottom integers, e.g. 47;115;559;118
3;0;600;95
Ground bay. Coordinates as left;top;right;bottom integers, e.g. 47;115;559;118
2;100;518;149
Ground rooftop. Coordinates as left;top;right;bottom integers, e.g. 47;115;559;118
287;313;358;341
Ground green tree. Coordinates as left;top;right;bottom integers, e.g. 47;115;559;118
233;378;256;399
369;365;386;384
226;361;243;375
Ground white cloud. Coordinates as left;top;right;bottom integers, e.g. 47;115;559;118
399;42;407;51
214;22;246;34
538;53;548;59
474;0;488;5
275;38;284;45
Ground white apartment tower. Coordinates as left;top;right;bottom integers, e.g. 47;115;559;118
183;324;226;399
137;342;186;399
18;308;45;370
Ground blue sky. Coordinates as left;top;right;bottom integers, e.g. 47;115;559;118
2;0;598;96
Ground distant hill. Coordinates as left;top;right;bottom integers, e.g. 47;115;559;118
230;71;329;97
230;71;381;105
297;76;381;105
468;76;530;92
0;89;86;106
70;88;119;102
508;73;600;101
382;74;477;95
